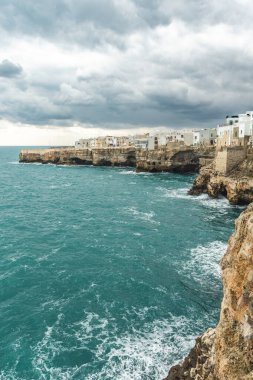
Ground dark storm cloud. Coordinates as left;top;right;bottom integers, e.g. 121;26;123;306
0;0;142;46
1;0;253;129
0;0;247;42
0;59;23;78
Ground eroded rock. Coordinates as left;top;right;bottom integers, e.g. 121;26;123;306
164;204;253;380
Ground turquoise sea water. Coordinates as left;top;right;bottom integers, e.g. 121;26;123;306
0;147;243;380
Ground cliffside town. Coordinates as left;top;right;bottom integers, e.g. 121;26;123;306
73;110;253;151
20;110;253;175
19;110;253;380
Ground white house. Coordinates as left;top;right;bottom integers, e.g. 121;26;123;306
193;128;217;146
148;135;158;150
75;138;91;149
217;111;253;147
133;134;150;149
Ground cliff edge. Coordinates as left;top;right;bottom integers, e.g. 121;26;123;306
189;160;253;205
164;203;253;380
19;146;215;173
189;147;253;205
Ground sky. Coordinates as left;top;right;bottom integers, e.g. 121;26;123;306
1;0;253;145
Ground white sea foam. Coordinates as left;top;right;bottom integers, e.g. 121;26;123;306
137;172;153;176
182;241;227;285
1;308;214;380
49;183;72;189
8;161;20;165
0;370;25;380
197;194;230;210
119;170;136;175
157;186;190;200
157;186;239;214
124;207;160;225
83;313;208;380
16;162;43;166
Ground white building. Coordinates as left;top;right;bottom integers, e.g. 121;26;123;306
192;128;217;146
166;130;185;144
148;135;158;150
75;138;92;149
217;111;253;147
75;126;218;151
133;134;149;149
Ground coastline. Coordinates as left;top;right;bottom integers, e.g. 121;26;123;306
163;152;253;378
19;146;215;174
18;146;253;379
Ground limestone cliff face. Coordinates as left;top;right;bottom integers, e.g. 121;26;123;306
189;164;253;205
92;148;136;166
19;148;135;167
135;147;215;173
19;148;93;165
164;204;253;380
19;146;215;173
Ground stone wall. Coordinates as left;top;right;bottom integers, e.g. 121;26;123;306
215;146;246;174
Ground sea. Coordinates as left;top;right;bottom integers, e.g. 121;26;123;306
0;147;243;380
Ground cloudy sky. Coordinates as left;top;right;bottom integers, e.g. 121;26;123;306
1;0;253;145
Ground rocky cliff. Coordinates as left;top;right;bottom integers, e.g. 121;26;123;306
189;161;253;205
136;147;215;173
19;146;215;173
164;203;253;380
19;147;136;167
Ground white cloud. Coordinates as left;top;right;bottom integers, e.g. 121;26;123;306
0;119;155;146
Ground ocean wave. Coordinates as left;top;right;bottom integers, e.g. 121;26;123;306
119;170;136;175
157;186;190;200
157;186;239;213
17;162;43;166
85;317;194;380
25;311;210;380
49;183;72;189
181;240;227;286
123;207;160;225
197;194;230;210
119;170;153;176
